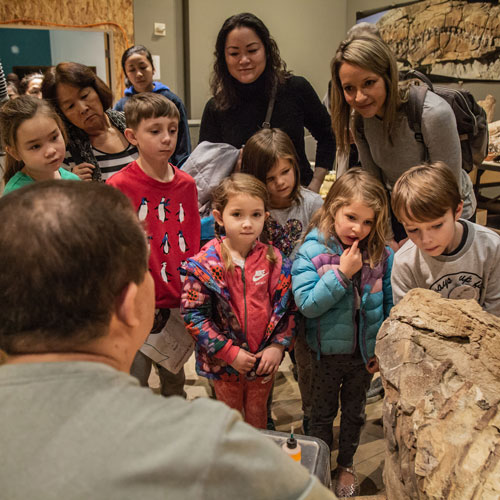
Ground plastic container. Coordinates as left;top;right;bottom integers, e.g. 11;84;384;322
262;429;331;488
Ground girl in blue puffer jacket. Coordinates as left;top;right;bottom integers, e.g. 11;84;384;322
291;168;393;498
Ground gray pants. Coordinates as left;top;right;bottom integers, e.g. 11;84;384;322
130;308;186;398
130;350;186;398
309;352;372;467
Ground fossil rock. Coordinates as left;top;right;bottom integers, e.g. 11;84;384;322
376;0;500;81
376;288;500;500
478;94;496;123
489;120;500;153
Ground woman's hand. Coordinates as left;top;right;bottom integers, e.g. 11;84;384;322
73;162;95;181
230;348;256;374
366;356;379;374
387;238;399;253
307;167;328;193
307;177;322;193
255;344;285;376
339;239;363;279
387;238;408;253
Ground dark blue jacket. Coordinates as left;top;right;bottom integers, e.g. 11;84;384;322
114;81;191;167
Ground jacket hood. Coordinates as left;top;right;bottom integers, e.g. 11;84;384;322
124;81;170;96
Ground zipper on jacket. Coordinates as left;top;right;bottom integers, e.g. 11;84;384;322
242;266;248;338
359;286;370;362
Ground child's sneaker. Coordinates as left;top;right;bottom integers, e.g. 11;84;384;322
366;376;384;404
332;466;360;498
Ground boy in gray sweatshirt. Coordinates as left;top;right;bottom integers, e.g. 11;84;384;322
391;161;500;316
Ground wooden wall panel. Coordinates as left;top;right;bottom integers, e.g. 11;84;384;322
0;0;134;101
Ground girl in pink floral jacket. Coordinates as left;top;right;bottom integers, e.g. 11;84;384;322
181;174;295;428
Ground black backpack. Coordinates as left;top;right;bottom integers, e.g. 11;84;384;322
403;70;489;173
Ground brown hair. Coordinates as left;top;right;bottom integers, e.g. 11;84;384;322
241;128;301;205
308;168;389;267
210;12;291;110
212;173;277;271
392;162;462;223
330;35;400;154
18;72;43;96
42;62;113;113
0;180;149;355
124;92;179;130
121;45;154;87
0;95;67;183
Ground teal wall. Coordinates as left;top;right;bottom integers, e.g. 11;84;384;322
0;28;51;75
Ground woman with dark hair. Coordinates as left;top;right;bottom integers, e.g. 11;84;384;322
199;12;335;192
42;62;138;181
114;45;191;167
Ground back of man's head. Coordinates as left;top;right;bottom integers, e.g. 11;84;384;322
0;180;148;354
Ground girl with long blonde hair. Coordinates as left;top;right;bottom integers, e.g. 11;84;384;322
292;168;394;497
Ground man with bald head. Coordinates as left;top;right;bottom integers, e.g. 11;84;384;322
0;181;335;499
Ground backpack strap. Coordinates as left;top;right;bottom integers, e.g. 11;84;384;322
404;69;434;90
262;81;277;129
406;84;429;155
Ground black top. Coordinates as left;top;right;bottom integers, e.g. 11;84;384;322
199;75;336;186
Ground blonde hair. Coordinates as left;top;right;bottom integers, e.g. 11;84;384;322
392;162;462;223
330;35;400;154
0;95;67;183
212;173;277;271
241;128;302;205
308;168;389;267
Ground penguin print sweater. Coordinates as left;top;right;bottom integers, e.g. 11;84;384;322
107;160;201;308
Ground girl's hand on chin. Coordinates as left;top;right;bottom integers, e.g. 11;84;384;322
339;239;363;279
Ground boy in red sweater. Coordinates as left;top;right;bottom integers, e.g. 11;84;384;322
108;93;200;396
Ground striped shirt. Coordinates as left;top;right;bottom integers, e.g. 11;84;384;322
64;143;139;181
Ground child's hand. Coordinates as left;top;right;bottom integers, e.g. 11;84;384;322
73;162;95;181
366;356;379;374
339;239;363;279
230;348;256;374
255;344;285;376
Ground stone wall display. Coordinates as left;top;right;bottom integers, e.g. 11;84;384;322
478;94;496;124
489;120;500;154
375;0;500;81
376;288;500;499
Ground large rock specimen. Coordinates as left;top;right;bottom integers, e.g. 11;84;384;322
376;0;500;80
376;289;500;499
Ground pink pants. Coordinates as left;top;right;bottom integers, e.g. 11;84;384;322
213;375;275;429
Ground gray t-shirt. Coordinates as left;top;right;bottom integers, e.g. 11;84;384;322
392;220;500;316
0;361;334;499
354;91;476;219
268;187;323;259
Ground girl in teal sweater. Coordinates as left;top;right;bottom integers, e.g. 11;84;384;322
0;96;79;195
